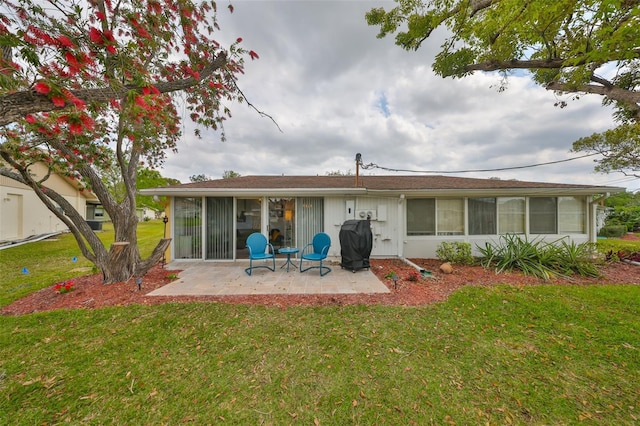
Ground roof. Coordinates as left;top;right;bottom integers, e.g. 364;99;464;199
140;175;624;197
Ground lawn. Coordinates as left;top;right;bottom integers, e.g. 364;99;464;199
0;220;164;307
1;223;639;424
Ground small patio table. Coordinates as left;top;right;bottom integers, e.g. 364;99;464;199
278;247;299;272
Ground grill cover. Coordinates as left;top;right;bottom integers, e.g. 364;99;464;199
339;220;373;271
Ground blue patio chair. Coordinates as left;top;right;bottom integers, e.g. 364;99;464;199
299;232;331;276
245;232;276;276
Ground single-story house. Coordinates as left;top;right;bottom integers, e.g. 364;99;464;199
0;162;99;242
140;175;624;262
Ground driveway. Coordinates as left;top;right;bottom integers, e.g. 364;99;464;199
147;260;390;297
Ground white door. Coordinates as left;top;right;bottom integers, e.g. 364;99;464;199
1;193;22;240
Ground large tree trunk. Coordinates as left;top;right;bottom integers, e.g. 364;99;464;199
100;238;172;284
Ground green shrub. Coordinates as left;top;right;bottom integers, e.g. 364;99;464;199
436;241;475;265
477;234;599;279
604;205;640;232
596;238;640;261
598;225;627;238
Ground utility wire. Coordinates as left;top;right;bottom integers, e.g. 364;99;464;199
359;152;600;174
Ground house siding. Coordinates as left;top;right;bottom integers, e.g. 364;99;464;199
151;176;621;263
0;164;91;242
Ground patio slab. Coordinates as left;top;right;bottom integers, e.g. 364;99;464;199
147;260;390;296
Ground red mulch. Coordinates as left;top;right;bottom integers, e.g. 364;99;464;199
3;256;639;316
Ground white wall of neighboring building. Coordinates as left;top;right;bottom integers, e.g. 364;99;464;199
0;164;93;242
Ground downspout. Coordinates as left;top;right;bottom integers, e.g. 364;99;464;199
399;257;434;278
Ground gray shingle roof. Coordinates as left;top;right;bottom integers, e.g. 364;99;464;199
165;175;618;191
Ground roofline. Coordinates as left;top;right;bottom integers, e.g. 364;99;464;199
141;185;623;198
139;187;368;197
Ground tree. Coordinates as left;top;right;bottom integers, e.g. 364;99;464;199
137;168;180;213
366;0;640;174
189;173;212;182
325;170;353;176
572;124;640;178
222;170;241;179
0;0;258;283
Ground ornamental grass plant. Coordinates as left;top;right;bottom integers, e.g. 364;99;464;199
478;234;600;279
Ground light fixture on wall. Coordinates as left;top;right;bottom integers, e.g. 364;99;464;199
284;210;293;221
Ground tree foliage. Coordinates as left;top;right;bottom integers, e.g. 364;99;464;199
190;173;212;182
222;170;240;179
0;0;256;282
366;0;640;175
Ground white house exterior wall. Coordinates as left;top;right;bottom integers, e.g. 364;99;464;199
324;196;400;258
0;169;89;242
401;195;594;259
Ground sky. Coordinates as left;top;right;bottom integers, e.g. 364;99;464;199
161;0;639;192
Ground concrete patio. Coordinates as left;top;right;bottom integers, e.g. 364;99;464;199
147;259;390;297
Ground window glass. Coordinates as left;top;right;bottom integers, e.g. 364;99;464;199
437;198;464;235
407;198;435;235
174;197;202;259
529;197;557;234
498;197;525;234
469;197;496;235
558;196;585;233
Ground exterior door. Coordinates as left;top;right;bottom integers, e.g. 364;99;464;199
1;193;22;240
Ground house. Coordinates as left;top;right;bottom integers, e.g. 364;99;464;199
140;175;624;262
0;162;99;242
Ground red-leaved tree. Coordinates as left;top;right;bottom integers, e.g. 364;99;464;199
0;0;259;283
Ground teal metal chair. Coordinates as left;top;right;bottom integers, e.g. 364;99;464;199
245;233;275;276
299;232;331;276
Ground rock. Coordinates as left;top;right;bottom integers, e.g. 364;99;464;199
439;262;453;274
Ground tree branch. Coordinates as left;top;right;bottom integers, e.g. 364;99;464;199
0;52;228;127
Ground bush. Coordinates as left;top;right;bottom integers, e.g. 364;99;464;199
598;225;627;238
596;239;640;261
436;241;475;265
477;234;599;280
604;205;640;232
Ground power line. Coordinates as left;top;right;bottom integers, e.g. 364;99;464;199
359;152;601;174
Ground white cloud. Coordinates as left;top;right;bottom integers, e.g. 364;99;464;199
161;1;638;191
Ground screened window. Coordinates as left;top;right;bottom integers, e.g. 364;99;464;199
469;198;496;235
530;197;557;234
407;198;435;235
437;198;464;235
498;197;525;234
174;197;202;259
206;197;233;260
558;196;585;233
297;197;324;247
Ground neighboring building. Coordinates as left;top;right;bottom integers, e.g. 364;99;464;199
140;175;624;262
0;162;99;242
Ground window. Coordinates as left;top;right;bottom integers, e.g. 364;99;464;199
529;197;557;234
469;198;496;235
174;197;202;259
498;197;525;234
558;196;585;233
437;198;464;235
407;198;435;235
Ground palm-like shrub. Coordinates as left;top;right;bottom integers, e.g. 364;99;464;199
477;234;600;280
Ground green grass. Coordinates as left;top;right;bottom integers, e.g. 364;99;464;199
0;220;165;306
1;287;639;424
2;228;640;424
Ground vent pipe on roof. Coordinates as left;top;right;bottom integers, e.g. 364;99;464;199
355;153;361;187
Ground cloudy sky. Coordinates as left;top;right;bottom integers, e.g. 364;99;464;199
161;0;638;191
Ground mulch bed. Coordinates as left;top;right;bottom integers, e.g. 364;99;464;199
3;255;639;316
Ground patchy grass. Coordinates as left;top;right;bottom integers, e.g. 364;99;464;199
0;220;165;307
1;285;639;425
